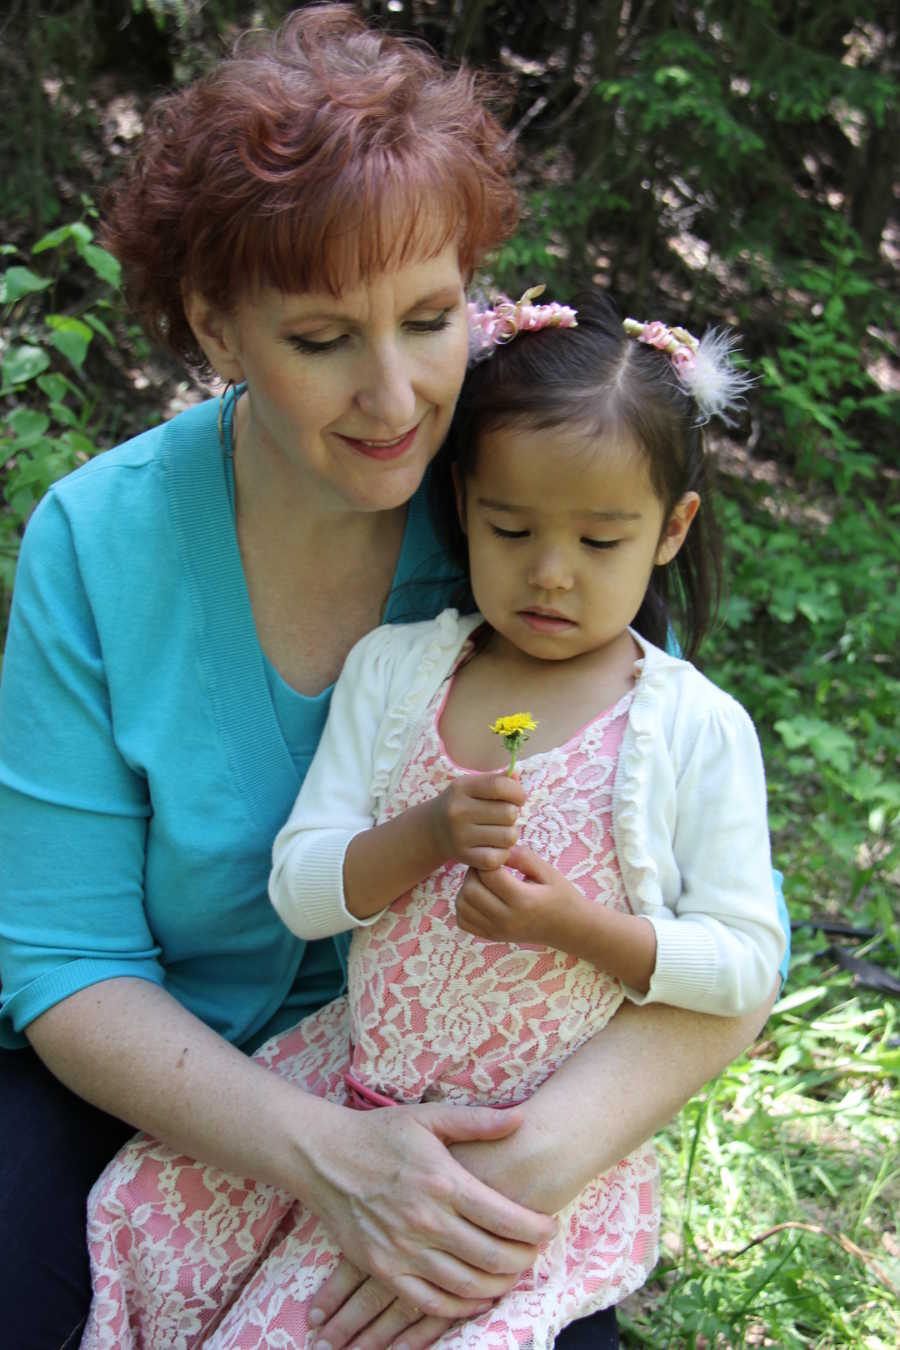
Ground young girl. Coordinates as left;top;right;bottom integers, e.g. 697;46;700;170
83;292;785;1348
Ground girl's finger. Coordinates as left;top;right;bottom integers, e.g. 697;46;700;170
503;844;552;881
387;1313;463;1350
467;772;527;805
312;1272;395;1347
352;1301;456;1350
308;1258;368;1330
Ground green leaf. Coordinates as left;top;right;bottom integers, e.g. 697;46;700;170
47;401;81;429
773;986;828;1015
59;429;99;457
5;409;50;446
1;266;52;303
36;372;74;402
78;243;121;289
8;487;38;521
2;344;51;385
32;221;93;254
46;315;94;370
84;311;116;344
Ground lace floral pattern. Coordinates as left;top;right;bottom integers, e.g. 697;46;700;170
82;684;659;1350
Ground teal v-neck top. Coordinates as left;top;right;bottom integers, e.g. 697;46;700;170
0;395;465;1051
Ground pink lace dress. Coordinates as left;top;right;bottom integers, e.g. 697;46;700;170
82;680;660;1350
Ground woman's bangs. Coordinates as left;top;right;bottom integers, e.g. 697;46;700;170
245;174;464;298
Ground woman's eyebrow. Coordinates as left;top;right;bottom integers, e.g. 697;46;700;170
281;287;461;327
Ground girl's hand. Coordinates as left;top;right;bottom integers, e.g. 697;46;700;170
430;772;526;871
308;1262;473;1350
455;844;586;947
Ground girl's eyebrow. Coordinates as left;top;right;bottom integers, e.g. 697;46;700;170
476;496;642;522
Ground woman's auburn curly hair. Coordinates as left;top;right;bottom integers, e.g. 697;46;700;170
102;3;519;369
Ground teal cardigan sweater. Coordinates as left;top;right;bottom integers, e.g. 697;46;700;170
0;396;461;1051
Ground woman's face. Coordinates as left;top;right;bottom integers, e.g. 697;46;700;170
195;243;470;514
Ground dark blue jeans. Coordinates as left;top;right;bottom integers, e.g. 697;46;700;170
1;1048;617;1348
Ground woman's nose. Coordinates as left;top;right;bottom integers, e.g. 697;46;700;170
355;343;418;430
528;548;574;591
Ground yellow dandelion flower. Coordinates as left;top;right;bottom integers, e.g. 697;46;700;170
489;711;538;775
488;713;538;737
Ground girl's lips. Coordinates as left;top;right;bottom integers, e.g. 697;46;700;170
519;610;576;633
337;422;421;461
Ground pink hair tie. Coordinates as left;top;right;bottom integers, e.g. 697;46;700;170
468;285;578;362
623;315;753;426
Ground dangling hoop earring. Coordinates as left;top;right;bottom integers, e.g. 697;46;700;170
217;380;237;453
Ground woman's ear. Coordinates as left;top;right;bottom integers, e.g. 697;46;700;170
655;491;700;566
182;290;246;384
451;463;467;534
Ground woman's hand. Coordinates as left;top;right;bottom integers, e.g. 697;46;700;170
298;1097;556;1319
429;773;525;871
25;981;553;1321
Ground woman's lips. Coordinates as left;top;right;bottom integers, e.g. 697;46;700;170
518;610;576;633
337;422;421;460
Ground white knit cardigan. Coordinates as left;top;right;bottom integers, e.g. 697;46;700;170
270;610;785;1017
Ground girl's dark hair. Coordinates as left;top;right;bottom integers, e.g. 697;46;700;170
431;291;723;661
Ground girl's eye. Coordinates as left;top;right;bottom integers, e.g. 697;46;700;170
288;334;348;355
490;525;529;540
405;309;452;335
583;537;619;550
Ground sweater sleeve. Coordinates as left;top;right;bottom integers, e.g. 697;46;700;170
268;625;400;940
631;692;787;1017
0;493;161;1046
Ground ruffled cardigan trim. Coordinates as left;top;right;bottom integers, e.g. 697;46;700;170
272;610;784;1016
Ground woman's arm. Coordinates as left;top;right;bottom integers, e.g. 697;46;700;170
309;984;778;1348
451;985;778;1211
26;977;556;1319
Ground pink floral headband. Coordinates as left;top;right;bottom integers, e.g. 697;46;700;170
468;285;578;362
623;316;753;426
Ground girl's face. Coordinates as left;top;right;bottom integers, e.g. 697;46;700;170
186;242;469;514
457;422;698;665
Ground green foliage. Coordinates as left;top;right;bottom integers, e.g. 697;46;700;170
1;216;125;618
711;489;899;920
0;6;897;1342
620;983;900;1346
758;217;896;491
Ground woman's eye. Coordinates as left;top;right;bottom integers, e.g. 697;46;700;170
583;537;619;550
490;525;529;540
288;334;348;355
405;309;452;334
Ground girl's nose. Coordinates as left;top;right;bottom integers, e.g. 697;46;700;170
528;548;574;592
355;343;418;431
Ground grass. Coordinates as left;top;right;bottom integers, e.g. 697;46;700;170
618;969;900;1346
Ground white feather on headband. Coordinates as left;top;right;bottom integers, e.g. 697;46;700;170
622;317;754;426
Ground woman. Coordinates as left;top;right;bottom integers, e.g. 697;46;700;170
0;8;782;1349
